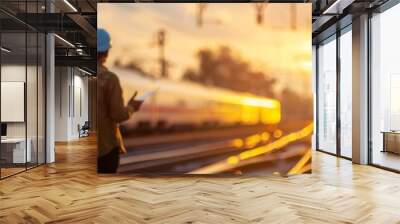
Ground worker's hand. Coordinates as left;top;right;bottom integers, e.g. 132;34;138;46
129;100;143;112
119;146;127;154
128;91;143;112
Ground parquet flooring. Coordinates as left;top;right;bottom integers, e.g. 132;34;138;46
1;136;400;223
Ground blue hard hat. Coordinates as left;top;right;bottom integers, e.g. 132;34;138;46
97;28;111;52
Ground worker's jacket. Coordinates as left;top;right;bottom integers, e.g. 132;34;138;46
98;65;132;157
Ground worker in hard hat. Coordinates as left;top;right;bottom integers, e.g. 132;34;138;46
97;28;143;173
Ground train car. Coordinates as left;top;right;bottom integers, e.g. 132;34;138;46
111;66;281;132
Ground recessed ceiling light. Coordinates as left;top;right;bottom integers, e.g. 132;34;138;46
54;34;75;48
63;0;78;12
322;0;354;15
78;67;93;76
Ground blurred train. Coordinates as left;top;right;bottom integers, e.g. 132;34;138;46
112;66;281;132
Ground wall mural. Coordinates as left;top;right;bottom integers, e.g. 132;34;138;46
97;3;313;175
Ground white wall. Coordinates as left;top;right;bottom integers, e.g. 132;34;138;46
55;67;70;141
72;73;89;138
1;65;35;138
55;67;89;141
46;33;56;163
1;66;25;139
1;64;46;164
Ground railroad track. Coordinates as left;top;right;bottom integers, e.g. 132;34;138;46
118;124;312;174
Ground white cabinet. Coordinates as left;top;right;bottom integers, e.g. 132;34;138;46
1;138;32;163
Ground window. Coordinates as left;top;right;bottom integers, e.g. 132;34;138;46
0;1;46;179
370;3;400;171
339;28;352;158
317;36;337;154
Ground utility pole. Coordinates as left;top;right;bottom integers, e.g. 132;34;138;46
254;3;267;25
197;3;207;27
290;4;297;30
156;29;167;78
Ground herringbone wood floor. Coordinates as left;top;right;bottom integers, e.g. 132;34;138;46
1;136;400;223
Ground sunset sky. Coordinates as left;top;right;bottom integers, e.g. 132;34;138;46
98;3;311;95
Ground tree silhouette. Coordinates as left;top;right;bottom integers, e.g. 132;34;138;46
183;46;276;98
279;87;313;122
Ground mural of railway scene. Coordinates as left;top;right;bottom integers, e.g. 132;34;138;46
98;3;313;175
